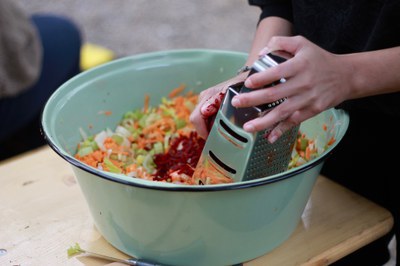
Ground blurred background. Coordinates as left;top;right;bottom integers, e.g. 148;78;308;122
0;0;260;161
19;0;260;58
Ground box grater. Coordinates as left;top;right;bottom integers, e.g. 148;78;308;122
192;52;300;184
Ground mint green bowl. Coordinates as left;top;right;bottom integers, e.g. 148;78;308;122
41;49;349;266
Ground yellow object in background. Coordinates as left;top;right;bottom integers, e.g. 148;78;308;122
80;43;115;71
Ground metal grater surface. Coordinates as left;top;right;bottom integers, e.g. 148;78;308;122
243;124;299;180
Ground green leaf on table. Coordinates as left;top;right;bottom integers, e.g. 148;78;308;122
67;243;83;257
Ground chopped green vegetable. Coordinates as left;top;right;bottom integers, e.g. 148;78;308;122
111;134;124;145
104;157;123;173
136;154;145;165
184;99;195;111
142;154;155;173
67;243;83;257
174;118;186;129
298;138;309;151
153;142;164;154
77;146;94;157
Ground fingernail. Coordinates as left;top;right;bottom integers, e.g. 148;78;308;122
201;103;214;114
200;105;208;114
259;47;271;57
231;97;240;106
244;77;254;89
268;133;278;144
243;122;255;132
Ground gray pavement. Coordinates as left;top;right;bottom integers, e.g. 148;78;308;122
18;0;260;57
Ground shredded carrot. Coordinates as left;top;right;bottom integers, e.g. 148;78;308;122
75;150;106;168
143;94;150;113
142;117;176;135
92;150;105;162
125;164;137;173
327;136;336;146
173;96;192;120
98;110;113;116
168;83;186;98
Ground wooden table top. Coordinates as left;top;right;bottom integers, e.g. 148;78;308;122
0;146;393;266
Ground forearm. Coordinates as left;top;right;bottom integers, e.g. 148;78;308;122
245;16;293;66
342;47;400;99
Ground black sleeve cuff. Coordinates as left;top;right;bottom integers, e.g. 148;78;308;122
248;0;293;23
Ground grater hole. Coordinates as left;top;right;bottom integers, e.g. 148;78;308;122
209;150;237;174
219;119;248;143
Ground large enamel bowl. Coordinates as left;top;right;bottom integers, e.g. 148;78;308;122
41;49;349;266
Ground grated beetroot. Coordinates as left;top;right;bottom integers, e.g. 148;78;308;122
152;131;205;182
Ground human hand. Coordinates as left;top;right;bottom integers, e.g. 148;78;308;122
189;73;248;139
233;35;350;143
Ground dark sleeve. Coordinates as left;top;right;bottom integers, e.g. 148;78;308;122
248;0;293;23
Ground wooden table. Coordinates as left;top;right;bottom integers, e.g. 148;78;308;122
0;146;393;266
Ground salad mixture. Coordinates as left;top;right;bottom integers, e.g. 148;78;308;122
74;85;335;185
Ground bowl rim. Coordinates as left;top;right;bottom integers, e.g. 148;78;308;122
41;49;349;192
43;137;336;191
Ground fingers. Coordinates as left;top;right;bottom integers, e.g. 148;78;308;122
244;63;288;89
189;111;209;140
242;94;317;143
266;119;297;144
261;35;306;57
190;96;212;139
235;59;303;111
242;97;295;134
246;35;309;90
266;109;311;143
190;86;226;139
234;36;311;142
233;81;287;108
245;108;308;144
245;40;308;91
190;73;249;139
233;36;343;143
192;36;334;143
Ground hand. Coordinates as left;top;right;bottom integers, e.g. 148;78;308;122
233;35;351;143
189;73;248;139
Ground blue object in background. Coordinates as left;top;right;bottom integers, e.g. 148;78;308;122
0;14;82;160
